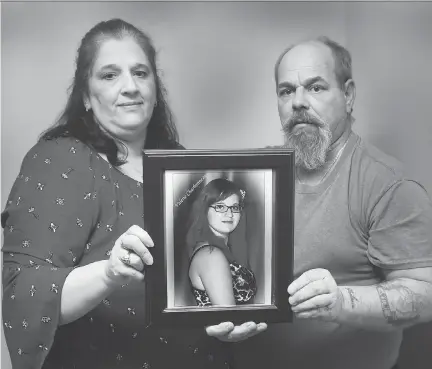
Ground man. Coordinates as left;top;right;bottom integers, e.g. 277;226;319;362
232;36;432;369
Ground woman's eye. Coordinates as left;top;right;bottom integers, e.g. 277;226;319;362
135;70;148;78
214;204;225;211
102;73;116;80
232;205;240;212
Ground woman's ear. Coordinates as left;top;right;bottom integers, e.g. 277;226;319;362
344;79;356;114
83;96;91;112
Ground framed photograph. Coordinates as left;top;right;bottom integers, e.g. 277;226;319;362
142;149;295;328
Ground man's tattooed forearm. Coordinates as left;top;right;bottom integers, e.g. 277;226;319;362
346;288;360;309
376;285;393;321
376;282;423;327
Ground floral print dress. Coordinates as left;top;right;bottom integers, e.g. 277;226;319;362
2;137;232;369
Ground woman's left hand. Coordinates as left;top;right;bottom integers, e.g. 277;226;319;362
205;321;267;342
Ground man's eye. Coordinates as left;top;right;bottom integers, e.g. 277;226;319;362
279;89;293;97
310;85;324;93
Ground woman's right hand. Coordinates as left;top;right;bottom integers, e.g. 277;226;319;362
105;225;154;287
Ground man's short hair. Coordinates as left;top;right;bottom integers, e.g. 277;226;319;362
274;36;353;88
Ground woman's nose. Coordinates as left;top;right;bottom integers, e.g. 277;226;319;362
121;73;138;94
226;209;234;217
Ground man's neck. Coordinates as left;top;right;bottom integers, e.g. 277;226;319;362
296;127;352;186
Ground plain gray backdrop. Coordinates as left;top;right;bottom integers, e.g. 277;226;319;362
2;2;432;368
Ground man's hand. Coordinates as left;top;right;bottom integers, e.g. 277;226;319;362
206;321;267;342
288;268;344;322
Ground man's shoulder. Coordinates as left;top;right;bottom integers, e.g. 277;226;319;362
354;135;431;196
264;144;285;149
351;134;406;181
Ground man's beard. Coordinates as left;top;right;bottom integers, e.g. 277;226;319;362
282;110;332;170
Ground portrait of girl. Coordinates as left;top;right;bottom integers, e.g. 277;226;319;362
185;178;258;306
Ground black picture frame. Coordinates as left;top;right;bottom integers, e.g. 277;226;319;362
142;149;295;328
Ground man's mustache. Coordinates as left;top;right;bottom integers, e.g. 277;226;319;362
282;110;324;133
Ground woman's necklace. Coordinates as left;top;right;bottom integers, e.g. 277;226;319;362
296;137;349;186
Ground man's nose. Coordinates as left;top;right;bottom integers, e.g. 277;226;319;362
292;87;309;110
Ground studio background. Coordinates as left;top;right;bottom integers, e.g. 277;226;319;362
1;1;431;368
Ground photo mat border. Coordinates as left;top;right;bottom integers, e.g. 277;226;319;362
164;168;273;308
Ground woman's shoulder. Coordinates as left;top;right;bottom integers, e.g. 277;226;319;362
28;136;93;159
19;137;98;176
191;243;230;265
191;241;231;261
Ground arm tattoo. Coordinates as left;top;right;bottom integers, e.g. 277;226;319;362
376;282;424;327
346;288;360;309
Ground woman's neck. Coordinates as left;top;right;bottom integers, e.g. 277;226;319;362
120;138;145;161
209;228;228;245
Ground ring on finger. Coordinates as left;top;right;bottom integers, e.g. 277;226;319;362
120;249;132;265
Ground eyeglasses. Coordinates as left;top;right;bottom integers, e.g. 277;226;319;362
210;204;243;213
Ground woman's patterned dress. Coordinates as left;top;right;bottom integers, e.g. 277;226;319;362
2;137;232;369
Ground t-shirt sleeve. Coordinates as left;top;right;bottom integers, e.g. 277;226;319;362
367;179;432;269
1;138;98;369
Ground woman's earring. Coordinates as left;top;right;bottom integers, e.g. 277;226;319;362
85;104;90;112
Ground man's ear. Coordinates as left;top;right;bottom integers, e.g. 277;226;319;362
344;79;356;114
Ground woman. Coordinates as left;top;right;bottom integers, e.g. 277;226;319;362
186;178;257;306
1;19;263;369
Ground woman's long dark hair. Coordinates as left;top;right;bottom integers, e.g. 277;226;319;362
185;178;244;251
41;18;178;166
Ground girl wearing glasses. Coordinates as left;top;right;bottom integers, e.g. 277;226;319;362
186;178;257;306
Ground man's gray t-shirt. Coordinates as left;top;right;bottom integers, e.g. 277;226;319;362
236;132;432;369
